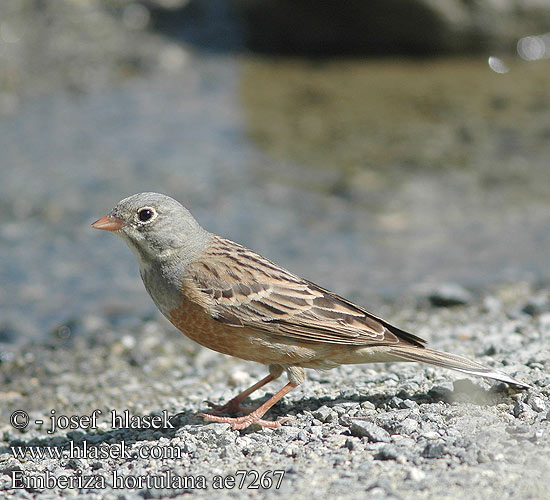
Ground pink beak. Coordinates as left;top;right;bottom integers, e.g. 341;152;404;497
91;214;125;232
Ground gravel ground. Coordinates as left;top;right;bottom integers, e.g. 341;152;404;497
1;283;548;499
1;3;549;499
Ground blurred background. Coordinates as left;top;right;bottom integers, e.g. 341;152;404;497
1;0;549;345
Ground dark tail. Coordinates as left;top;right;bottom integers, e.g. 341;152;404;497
389;346;530;389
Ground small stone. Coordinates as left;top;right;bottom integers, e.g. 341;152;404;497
313;405;336;423
310;426;323;440
506;424;530;434
284;444;298;457
388;397;403;408
374;445;398;460
428;283;473;307
0;459;23;474
399;418;419;434
399;399;418;410
349;420;391;442
274;426;301;440
422;442;445;458
396;455;407;464
333;403;359;416
513;401;530;417
484;344;497;356
297;430;309;441
477;451;490;463
360;401;376;411
63;458;84;470
345;438;356;451
181;440;197;454
522;294;550;316
421;431;439;440
407;468;425;481
528;395;546;413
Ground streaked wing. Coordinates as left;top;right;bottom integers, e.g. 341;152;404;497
184;236;426;348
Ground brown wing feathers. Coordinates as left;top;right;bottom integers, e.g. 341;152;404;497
187;236;426;349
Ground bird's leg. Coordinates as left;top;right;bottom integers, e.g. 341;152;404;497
198;381;297;429
203;364;284;415
204;374;277;415
199;366;304;429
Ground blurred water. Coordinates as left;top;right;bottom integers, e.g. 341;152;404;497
1;16;549;343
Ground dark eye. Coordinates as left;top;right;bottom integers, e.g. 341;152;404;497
137;207;155;223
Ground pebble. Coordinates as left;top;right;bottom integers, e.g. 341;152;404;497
427;283;473;307
407;468;426;481
422;442;446;458
421;431;440;440
349;420;391;442
513;401;531;418
399;399;418;409
527;395;546;413
482;296;502;314
374;445;399;460
313;405;337;423
399;418;419;435
522;294;550;316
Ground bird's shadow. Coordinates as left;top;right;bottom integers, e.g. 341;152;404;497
190;379;519;430
277;382;513;412
1;381;518;452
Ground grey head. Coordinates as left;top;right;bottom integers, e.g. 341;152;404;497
92;192;211;267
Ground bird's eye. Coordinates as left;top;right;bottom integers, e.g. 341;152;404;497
137;207;156;223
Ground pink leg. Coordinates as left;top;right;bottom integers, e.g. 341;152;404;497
204;374;277;415
198;382;297;430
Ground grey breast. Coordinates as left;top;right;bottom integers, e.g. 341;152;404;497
139;260;186;320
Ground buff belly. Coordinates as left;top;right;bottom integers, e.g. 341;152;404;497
168;298;398;369
168;298;333;366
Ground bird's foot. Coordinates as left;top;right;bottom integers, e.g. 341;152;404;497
197;411;293;430
202;400;256;416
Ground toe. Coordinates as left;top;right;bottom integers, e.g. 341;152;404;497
196;412;294;430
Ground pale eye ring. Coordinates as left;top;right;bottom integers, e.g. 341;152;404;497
136;207;157;223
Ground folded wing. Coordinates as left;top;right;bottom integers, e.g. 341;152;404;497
185;236;426;348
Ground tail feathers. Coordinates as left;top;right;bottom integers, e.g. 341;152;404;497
390;346;531;389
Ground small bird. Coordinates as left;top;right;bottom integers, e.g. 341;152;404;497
92;192;529;429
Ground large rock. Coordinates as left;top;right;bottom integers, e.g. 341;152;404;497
234;0;550;54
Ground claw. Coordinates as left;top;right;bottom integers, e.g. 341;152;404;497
197;381;298;430
197;412;294;430
203;400;256;415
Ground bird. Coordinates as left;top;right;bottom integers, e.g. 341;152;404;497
92;192;530;429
